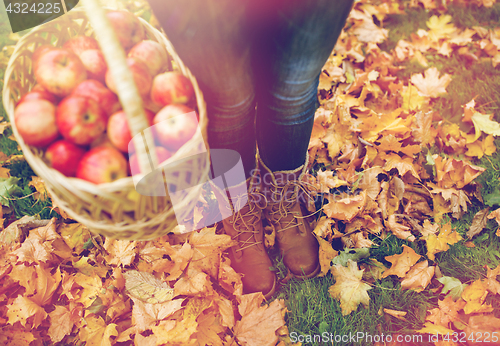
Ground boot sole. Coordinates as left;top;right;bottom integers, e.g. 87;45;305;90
263;274;278;300
289;261;321;281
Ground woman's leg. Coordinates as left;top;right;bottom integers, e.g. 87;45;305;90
148;0;277;298
252;0;354;171
147;0;257;178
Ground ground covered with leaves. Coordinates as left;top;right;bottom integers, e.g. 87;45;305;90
1;0;500;345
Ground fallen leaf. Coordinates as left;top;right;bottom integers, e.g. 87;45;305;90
438;276;468;300
316;236;338;277
410;67;452;98
233;293;286;346
383;308;407;320
382;245;421;278
400;260;435;292
123;270;174;304
329;260;372;315
426;296;466;327
467;208;490;238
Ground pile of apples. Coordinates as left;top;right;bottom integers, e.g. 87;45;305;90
14;10;198;184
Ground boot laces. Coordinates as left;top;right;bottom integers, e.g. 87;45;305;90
268;180;316;234
226;190;267;252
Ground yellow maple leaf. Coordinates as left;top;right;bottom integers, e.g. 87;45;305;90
417;321;454;335
425;222;462;260
329;260;372;315
462;280;493;314
426;15;457;42
465;135;497;158
103;239;137;266
317;236;338;277
410;67;452;98
382;245;421;278
75;273;103;308
7;295;47;329
79;315;118;346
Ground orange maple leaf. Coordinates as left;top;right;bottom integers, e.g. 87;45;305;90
400;260;435;292
382;245;421;278
233;293;286;346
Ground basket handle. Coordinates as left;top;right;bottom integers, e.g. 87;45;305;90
82;0;157;173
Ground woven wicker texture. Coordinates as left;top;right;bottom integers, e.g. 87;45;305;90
2;5;209;240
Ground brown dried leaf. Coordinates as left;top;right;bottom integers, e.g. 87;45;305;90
467;208;490;239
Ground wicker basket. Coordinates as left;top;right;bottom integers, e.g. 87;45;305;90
2;1;209;240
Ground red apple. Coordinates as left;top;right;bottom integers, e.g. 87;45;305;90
79;49;107;83
106;10;145;50
56;95;107;146
107;109;155;153
17;87;59;106
14;99;59;147
46;140;87;177
32;44;55;70
128;40;168;76
77;146;128;184
63;36;100;56
72;80;120;118
129;146;172;176
90;133;115;149
34;49;87;97
150;72;194;107
105;57;152;97
153;104;198;151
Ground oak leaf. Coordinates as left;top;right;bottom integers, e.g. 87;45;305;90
381;245;421;278
410;67;451;98
233;293;286;346
400;260;435;292
329;260;372;315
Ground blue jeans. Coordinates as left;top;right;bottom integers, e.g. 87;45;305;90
148;0;353;176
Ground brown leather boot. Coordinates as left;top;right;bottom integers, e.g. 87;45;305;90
258;151;320;279
211;173;277;299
